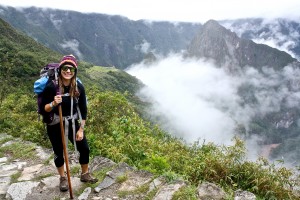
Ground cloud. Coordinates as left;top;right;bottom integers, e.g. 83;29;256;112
60;39;82;60
223;19;300;60
126;54;300;149
251;20;300;59
49;13;63;30
127;55;239;145
135;39;151;54
1;0;300;23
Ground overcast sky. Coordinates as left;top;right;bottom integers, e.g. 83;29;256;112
1;0;300;23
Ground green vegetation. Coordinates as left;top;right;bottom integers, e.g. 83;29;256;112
0;141;37;161
1;89;299;199
0;16;299;199
10;171;22;184
86;65;142;94
35;173;54;182
172;185;198;200
70;165;81;175
118;182;150;198
116;173;128;183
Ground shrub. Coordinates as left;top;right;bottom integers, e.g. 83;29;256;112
1;90;299;199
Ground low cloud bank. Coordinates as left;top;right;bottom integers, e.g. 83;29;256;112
126;54;300;151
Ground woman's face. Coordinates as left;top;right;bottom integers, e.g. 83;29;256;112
60;65;75;80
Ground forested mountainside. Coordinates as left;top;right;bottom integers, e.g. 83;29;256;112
0;16;144;115
0;5;201;69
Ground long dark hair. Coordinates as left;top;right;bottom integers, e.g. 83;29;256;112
58;76;80;97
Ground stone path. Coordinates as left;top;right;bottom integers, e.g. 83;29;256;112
0;133;260;200
0;133;184;200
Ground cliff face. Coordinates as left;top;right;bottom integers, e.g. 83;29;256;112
186;20;297;70
220;18;300;61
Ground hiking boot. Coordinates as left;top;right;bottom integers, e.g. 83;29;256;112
80;172;98;183
59;176;68;192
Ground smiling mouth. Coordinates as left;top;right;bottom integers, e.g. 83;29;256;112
62;72;74;78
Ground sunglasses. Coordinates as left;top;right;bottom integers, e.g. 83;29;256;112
61;65;76;72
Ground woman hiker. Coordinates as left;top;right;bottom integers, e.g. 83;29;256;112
42;55;98;191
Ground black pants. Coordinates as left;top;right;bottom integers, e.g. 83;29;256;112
47;120;90;168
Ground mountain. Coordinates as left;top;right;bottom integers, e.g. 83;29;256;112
185;20;300;164
0;17;144;112
0;17;61;96
186;19;297;70
0;5;201;69
220;18;300;61
1;5;300;71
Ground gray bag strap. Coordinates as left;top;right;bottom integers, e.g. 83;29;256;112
76;103;83;123
58;90;83;156
71;97;78;154
63;97;79;156
75;81;83;124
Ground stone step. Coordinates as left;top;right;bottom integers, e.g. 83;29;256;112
0;133;259;200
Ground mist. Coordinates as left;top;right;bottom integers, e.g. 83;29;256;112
222;19;300;60
126;54;300;158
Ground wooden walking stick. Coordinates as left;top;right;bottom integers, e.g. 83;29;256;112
58;103;74;199
54;65;73;198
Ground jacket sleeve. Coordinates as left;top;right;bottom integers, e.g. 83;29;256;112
77;82;87;120
41;81;56;114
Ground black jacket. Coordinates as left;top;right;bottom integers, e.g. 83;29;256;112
41;80;87;120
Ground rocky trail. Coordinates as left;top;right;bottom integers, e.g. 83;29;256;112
0;133;259;200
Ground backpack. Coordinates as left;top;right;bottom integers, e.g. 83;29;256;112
34;62;84;153
33;63;84;123
34;63;59;123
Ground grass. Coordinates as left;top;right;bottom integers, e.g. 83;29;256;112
35;173;54;181
118;181;151;198
0;134;14;146
74;167;111;196
0;140;37;161
162;171;183;183
86;66;118;80
10;171;22;183
1;90;300;199
144;187;159;200
70;165;81;175
172;185;198;200
93;167;112;182
43;154;54;165
116;173;128;183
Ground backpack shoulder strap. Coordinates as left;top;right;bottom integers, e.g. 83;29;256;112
75;79;83;123
76;103;83;123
